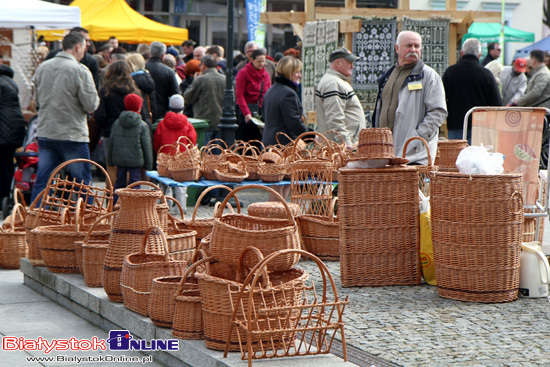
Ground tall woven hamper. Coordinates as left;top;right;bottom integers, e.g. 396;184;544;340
430;171;523;303
339;166;421;286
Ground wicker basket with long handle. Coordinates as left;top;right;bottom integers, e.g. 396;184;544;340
211;185;301;272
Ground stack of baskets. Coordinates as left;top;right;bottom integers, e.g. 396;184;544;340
339;128;421;286
168;136;201;182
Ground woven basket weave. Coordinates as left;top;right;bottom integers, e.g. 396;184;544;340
0;204;28;269
297;197;339;261
247;201;300;219
149;275;183;328
211;185;301;272
436;139;468;171
339;166;421;286
431;171;523;303
120;226;187;316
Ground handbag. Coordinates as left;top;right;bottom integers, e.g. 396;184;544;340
246;81;264;118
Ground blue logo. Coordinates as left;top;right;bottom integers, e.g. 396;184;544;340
106;330;179;351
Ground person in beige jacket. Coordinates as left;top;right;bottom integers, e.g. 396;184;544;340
31;31;99;202
517;50;550;108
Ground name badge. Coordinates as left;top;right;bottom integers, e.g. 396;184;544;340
408;81;422;90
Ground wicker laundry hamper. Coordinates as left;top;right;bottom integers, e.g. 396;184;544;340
431;171;523;303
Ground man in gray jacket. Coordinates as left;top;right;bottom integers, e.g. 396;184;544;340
374;31;447;165
315;47;367;148
183;55;225;145
31;32;99;202
517;50;550;108
500;58;527;106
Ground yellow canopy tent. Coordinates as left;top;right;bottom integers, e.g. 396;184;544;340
38;0;187;44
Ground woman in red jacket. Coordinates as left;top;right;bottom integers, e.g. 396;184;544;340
235;48;271;145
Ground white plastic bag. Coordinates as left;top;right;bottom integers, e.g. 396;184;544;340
455;144;504;175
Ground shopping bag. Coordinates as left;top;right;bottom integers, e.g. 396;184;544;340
419;191;436;285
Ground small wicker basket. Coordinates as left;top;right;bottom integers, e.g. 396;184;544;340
0;204;28;269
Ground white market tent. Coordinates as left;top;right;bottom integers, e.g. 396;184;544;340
0;0;81;30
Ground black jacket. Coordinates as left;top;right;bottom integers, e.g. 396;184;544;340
442;54;502;131
46;49;99;88
261;76;307;146
95;86;149;137
132;70;156;124
145;57;179;121
0;65;26;147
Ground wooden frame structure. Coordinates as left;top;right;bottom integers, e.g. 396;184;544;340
260;0;501;65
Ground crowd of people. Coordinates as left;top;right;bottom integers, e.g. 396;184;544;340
2;25;550;213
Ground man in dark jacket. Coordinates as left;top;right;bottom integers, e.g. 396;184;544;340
145;42;179;122
0;64;26;201
183;55;225;144
443;38;502;142
481;42;501;66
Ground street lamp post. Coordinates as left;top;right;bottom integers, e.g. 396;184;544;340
218;0;238;146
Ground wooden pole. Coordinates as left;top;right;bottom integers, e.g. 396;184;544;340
344;0;356;50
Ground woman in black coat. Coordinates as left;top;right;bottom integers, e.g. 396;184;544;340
0;64;26;202
261;56;307;147
126;53;156;125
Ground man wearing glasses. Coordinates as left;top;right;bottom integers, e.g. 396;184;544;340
481;42;502;66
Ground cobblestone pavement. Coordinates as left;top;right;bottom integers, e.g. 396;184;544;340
190;188;550;367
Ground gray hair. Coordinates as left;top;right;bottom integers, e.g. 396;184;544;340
150;41;166;58
395;31;421;47
111;53;127;61
462;38;481;57
244;41;257;53
201;54;217;68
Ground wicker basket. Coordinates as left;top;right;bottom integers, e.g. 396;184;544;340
0;204;28;269
25;190;56;266
297;197;339;260
157;143;175;178
437;139;468;171
104;185;163;302
166;227;197;263
258;147;285;183
75;212;113;276
82;242;109;287
431;171;523;303
225;249;348;364
290;132;335;216
196;247;307;351
178;185;239;247
214;153;249;183
357;128;395;158
35;159;113;226
233;142;262;181
200;139;228;180
120;226;187;316
1;189;26;231
339;166;421;286
247;201;300;219
172;253;211;339
149;275;183;328
168;137;201;182
211;185;301;272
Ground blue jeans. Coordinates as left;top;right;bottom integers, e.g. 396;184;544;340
31;138;93;203
447;129;472;145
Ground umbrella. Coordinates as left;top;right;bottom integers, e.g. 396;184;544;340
463;23;535;43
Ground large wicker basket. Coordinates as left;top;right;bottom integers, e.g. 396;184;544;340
149;275;183;328
431;171;523;303
339;166;421;286
120;226;187;316
211;185;301;272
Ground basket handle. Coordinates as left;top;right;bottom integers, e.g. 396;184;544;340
6;203;25;233
28;189;46;210
158;144;176;156
191;185;240;222
275;131;294;146
402;136;432;167
126;180;162;191
42;158;113;209
216;184;296;226
236;246;269;287
165;196;185;220
175;250;213;295
216;152;247;170
205;138;229;150
141;225;170;259
509;190;524;215
13;188;27;208
84;211;116;243
329;197;338;222
259;146;284;164
291;131;334;162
